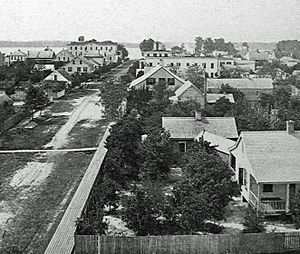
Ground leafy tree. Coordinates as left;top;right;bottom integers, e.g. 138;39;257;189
185;65;205;91
126;88;153;114
173;140;239;232
258;93;275;113
195;36;204;56
165;100;202;117
290;191;300;229
242;206;265;233
139;38;155;51
219;84;245;102
203;37;215;54
117;44;129;60
25;85;49;119
139;128;174;181
99;79;128;120
275;40;300;59
202;97;233;117
122;183;167;235
274;86;291;109
104;116;144;185
76;202;107;235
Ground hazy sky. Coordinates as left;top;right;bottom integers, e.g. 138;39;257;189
0;0;299;43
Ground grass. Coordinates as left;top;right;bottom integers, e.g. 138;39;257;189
64;119;108;149
47;100;75;113
64;88;96;100
0;116;68;150
0;151;94;254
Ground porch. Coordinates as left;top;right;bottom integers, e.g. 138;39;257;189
248;175;296;214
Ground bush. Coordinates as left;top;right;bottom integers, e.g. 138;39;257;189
243;206;265;233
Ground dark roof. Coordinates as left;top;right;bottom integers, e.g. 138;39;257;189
207;78;273;90
162;117;238;139
67;40;118;46
240;131;300;183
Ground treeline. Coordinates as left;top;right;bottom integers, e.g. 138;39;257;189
275;40;300;59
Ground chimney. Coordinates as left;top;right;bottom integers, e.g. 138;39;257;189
286;120;295;134
195;110;202;121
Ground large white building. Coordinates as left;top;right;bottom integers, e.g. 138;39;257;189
67;36;118;63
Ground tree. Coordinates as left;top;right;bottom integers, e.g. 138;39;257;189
25;85;49;119
126;88;153;114
258;93;275;113
203;37;215;54
104;116;144;185
99;79;128;120
122;183;167;235
202;97;233;117
117;44;129;60
139;38;155;52
290;191;300;229
220;84;245;102
173;140;239;232
242;206;265;233
185;65;205;91
195;36;204;56
140;128;174;181
171;45;184;55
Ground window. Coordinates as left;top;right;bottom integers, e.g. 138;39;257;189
83;67;88;72
290;184;296;195
194;63;198;66
75;47;77;50
149;62;153;67
211;63;214;68
67;57;70;61
226;62;232;65
77;67;81;72
179;142;186;153
54;74;57;81
70;46;72;50
147;54;150;57
80;46;82;50
210;73;214;78
80;61;82;65
230;155;236;170
153;53;157;57
68;67;72;72
58;57;60;61
202;63;206;68
187;63;190;67
72;60;75;64
243;169;247;189
96;47;98;50
85;47;87;50
146;78;156;86
63;57;65;61
159;54;162;57
263;184;273;193
100;46;103;50
90;47;92;50
176;62;181;66
168;78;175;86
158;78;166;84
111;47;113;50
170;63;174;66
106;47;108;50
164;53;168;57
220;62;225;66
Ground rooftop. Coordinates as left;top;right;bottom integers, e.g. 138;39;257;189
207;78;273;90
67;40;118;46
241;131;300;183
207;93;235;103
162;116;238;140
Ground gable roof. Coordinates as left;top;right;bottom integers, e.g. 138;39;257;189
129;65;185;89
207;93;235;103
56;49;75;57
240;131;300;183
174;80;201;97
195;130;236;154
28;51;55;59
9;50;27;57
162;116;238;140
207;78;273;90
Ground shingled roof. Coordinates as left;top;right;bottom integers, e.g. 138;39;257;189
240;131;300;183
207;78;273;90
162;116;238;140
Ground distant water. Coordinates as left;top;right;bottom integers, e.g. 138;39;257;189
0;46;142;60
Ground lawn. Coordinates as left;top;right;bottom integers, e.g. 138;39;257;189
0;151;94;254
64;119;109;149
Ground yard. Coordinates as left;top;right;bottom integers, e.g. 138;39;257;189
0;87;108;253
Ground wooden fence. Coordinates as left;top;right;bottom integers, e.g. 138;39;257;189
74;233;300;254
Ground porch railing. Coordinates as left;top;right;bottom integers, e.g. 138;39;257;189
249;190;258;207
260;200;286;213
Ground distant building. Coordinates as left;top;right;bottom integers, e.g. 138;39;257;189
55;49;75;62
6;49;28;65
234;59;256;72
162;114;238;154
245;50;275;66
27;47;55;64
207;78;273;101
280;56;299;67
67;36;118;63
129;65;185;91
60;56;102;74
230;121;300;214
43;69;72;85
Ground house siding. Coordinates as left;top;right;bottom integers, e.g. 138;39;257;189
178;86;205;104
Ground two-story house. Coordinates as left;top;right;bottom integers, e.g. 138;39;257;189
229;121;300;215
55;49;75;62
6;50;28;65
60;56;100;74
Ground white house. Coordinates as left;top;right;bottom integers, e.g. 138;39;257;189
60;56;101;74
6;50;27;65
55;49;75;62
43;69;72;85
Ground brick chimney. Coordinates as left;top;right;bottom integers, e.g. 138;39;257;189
286;120;295;134
195;110;202;121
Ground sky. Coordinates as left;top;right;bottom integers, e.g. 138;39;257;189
0;0;299;43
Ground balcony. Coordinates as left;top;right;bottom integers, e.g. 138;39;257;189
260;200;286;214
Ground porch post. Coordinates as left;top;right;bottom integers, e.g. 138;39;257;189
286;183;290;213
257;184;260;209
